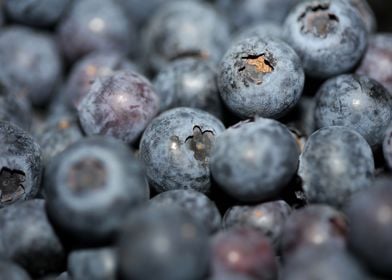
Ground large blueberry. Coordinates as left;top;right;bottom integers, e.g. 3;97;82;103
0;26;62;106
298;126;374;207
150;189;221;233
0;121;42;208
218;37;304;119
140;107;225;194
210;118;299;202
153;57;223;119
284;0;368;78
44;137;149;245
78;71;159;144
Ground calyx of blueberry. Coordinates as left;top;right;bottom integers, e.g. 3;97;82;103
238;54;275;85
68;158;107;193
0;167;26;203
185;126;215;162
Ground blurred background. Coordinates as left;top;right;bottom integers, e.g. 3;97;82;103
368;0;392;31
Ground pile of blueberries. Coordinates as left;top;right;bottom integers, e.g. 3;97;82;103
0;0;391;279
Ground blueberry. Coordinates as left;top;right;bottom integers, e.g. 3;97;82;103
218;37;304;119
68;247;116;280
44;136;149;245
0;83;32;130
64;51;139;108
153;57;223;119
211;227;277;280
233;22;284;43
216;0;300;31
281;205;348;258
57;0;136;62
4;0;70;27
223;200;291;250
0;199;65;277
143;1;230;72
284;0;368;78
0;26;62;106
78;71;160;144
0;121;42;208
281;246;367;280
314;74;392;147
118;205;210;280
36;114;84;164
140;107;225;194
150;189;221;233
344;177;392;277
356;33;392;93
0;259;31;280
298;126;374;206
210;118;299;202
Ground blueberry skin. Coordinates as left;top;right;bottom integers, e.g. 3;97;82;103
143;1;230;72
211;227;277;280
216;0;300;31
37;114;84;164
78;71;160;144
0;199;65;277
233;22;284;43
0;26;62;106
0;85;32;131
210;118;299;202
153;58;223;119
0;259;31;280
383;124;392;169
150;189;221;233
315;74;392;147
344;178;392;277
68;248;116;280
281;246;368;280
57;0;136;62
281;205;348;258
0;121;42;208
4;0;70;27
356;34;392;93
298;126;374;207
118;205;210;280
344;0;377;33
64;51;138;108
284;0;368;78
218;37;304;119
223;200;291;250
44;137;149;244
140;107;225;194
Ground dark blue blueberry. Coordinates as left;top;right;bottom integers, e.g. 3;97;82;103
0;83;32;131
0;121;42;208
4;0;70;27
211;227;277;280
314;74;392;147
36;114;84;164
68;247;116;280
153;57;223;119
44;137;149;245
216;0;300;31
0;259;31;280
281;205;348;258
210;118;299;202
223;200;291;250
0;26;62;106
78;71;160;144
143;1;230;72
57;0;136;62
218;37;304;119
284;0;368;78
0;199;65;277
118;205;210;280
140;107;225;194
344;177;392;277
356;33;392;93
64;51;139;108
298;126;374;206
281;246;367;280
233;22;284;43
150;189;221;233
